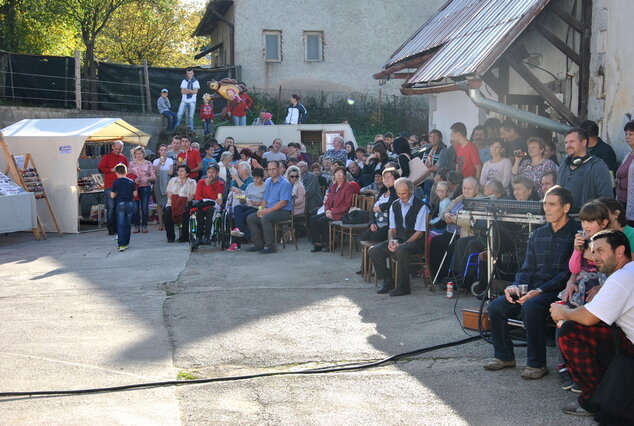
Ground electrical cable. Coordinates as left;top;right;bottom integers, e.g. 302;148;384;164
0;336;481;398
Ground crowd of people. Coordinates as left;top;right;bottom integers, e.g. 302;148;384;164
99;116;634;420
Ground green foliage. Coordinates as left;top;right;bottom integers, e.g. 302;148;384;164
0;0;77;54
96;1;208;67
249;90;429;146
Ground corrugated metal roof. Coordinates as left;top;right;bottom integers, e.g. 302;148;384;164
382;0;550;86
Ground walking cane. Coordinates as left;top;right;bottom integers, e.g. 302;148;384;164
432;228;458;285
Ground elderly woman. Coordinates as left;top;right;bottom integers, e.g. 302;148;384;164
511;175;540;201
152;144;173;231
616;120;634;225
218;150;236;185
164;165;197;243
128;146;156;233
230;161;254;194
285;165;306;216
310;166;354;252
429;177;483;281
511;136;557;197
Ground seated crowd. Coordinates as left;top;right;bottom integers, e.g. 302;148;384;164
122;117;633;420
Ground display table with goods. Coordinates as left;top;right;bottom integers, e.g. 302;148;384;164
0;172;37;234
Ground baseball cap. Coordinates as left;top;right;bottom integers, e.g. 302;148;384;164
161;88;168;93
208;163;220;171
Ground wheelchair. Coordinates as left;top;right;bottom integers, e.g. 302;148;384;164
188;200;228;251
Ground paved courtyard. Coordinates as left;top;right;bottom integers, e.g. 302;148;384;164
0;229;594;425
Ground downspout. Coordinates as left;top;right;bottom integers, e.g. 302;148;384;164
456;81;572;134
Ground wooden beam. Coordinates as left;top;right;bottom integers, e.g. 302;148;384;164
401;83;459;95
507;51;578;125
549;2;584;33
578;0;593;119
392;72;414;79
482;71;505;97
534;21;582;65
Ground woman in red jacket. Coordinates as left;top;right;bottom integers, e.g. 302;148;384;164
310;166;354;252
227;89;253;126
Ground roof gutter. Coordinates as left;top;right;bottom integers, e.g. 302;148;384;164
457;81;572;134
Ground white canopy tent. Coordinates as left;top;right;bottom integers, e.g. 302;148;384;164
0;118;149;233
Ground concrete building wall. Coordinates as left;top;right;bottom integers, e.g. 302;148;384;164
588;0;634;161
0;107;164;151
429;91;481;138
209;0;444;94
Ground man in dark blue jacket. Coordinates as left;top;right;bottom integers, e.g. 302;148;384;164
483;186;579;379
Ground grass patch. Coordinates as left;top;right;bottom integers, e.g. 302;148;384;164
177;371;198;381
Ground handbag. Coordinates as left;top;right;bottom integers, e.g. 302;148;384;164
404;156;430;187
589;327;634;425
341;209;370;224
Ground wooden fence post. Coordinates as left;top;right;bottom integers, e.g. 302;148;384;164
143;59;152;113
74;50;81;110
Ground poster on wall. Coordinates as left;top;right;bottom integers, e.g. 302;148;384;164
323;131;344;152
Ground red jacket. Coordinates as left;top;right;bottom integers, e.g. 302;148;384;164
324;181;354;220
98;152;128;188
200;104;214;120
228;93;253;118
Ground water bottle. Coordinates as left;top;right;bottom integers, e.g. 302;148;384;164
446;282;454;299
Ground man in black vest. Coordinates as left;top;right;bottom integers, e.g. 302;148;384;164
369;178;430;296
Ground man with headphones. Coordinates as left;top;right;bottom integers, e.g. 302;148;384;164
557;128;613;212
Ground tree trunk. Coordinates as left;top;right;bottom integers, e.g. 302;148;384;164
85;38;98;110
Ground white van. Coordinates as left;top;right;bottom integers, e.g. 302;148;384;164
215;123;357;155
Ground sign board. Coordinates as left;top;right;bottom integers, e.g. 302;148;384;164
58;145;73;155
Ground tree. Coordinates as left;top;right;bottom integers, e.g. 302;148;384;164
57;0;141;107
96;1;207;67
0;0;77;55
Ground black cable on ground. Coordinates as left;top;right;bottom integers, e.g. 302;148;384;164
0;336;481;398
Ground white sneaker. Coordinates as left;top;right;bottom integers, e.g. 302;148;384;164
230;228;245;238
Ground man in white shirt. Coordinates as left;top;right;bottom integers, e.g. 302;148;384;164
551;229;634;417
175;68;200;130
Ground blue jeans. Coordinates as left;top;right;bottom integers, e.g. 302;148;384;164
161;111;177;130
132;186;152;228
488;291;560;367
176;101;196;129
232;115;246;126
116;201;135;246
104;188;116;233
203;119;213;135
233;204;257;240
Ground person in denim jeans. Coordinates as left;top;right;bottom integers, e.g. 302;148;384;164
157;89;176;131
175;68;200;130
128;146;156;232
110;164;137;251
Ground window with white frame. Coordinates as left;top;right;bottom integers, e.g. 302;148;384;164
263;30;282;62
304;31;323;62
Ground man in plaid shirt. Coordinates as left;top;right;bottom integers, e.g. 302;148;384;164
551;229;634;417
483;186;579;379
